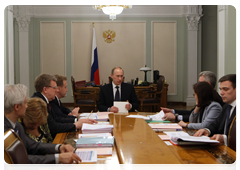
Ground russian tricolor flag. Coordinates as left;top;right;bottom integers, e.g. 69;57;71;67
91;27;100;85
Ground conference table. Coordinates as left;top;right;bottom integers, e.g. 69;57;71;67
53;112;236;164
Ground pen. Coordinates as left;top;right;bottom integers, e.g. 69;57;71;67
87;110;93;119
73;147;77;153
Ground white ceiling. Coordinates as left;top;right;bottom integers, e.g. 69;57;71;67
12;5;193;18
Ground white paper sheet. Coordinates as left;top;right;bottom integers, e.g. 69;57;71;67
148;110;165;120
114;101;128;113
75;150;97;162
126;115;150;120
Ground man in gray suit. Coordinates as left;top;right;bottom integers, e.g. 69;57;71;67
4;84;81;164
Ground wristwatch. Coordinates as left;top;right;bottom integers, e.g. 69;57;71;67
175;113;179;122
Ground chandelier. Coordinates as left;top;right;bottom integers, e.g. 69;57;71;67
94;5;132;20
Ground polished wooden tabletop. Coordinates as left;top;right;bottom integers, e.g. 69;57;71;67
53;112;236;164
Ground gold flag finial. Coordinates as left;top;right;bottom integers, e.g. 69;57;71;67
92;22;94;27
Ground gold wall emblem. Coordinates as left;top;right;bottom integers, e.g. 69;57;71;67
103;30;116;43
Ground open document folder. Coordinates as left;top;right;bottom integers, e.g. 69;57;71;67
164;131;220;145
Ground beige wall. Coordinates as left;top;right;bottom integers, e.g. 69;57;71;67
40;22;66;76
152;22;177;95
71;22;146;84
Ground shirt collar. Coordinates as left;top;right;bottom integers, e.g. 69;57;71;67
6;116;16;129
41;93;49;103
229;100;236;108
112;82;121;89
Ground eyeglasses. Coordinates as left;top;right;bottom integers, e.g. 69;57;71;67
46;86;58;89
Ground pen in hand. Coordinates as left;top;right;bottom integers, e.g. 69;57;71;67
87;110;93;119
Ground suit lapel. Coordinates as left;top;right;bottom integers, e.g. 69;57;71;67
228;107;236;127
121;83;125;101
109;83;114;102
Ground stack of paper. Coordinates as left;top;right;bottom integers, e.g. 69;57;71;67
76;147;113;156
81;123;114;134
96;112;113;121
76;136;114;148
148;123;183;131
75;150;97;162
79;112;113;121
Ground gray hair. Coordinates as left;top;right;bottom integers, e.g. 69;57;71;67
4;84;27;113
199;71;216;88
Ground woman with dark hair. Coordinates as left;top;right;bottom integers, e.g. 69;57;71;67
178;82;222;129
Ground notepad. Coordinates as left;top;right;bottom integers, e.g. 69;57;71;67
75;150;97;162
114;101;128;113
126;115;150;120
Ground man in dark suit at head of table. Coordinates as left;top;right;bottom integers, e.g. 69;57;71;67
97;66;138;113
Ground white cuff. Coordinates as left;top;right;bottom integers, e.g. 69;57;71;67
55;154;59;164
223;134;228;145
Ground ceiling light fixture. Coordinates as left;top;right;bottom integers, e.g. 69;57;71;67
94;5;132;20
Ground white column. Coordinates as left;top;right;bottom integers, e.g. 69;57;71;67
217;5;226;84
186;6;203;106
15;16;31;95
7;6;15;84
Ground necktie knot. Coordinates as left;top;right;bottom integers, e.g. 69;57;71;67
116;86;119;89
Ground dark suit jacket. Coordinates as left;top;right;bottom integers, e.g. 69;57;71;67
32;92;76;138
4;116;56;164
97;83;138;112
207;104;236;137
50;97;76;123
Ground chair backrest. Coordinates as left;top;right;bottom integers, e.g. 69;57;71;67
157;75;165;92
71;76;76;92
4;129;29;164
228;116;236;151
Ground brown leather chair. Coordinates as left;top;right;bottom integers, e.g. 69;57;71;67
4;129;29;164
137;75;165;112
71;76;99;112
228;116;236;151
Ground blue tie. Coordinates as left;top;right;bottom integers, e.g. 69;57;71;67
115;86;120;101
14;126;19;136
224;105;232;136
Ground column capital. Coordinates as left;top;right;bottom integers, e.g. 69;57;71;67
15;16;31;32
186;5;203;31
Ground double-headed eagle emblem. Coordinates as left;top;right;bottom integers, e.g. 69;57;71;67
103;30;116;43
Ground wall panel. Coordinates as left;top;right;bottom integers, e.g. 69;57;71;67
40;22;66;75
152;22;177;95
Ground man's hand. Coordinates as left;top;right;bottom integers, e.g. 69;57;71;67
74;119;98;129
59;144;74;153
178;120;188;127
210;134;224;144
162;112;175;120
59;152;81;164
110;106;119;113
161;107;174;113
125;100;131;111
69;107;80;117
194;129;210;137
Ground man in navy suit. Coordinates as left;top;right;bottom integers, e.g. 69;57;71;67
50;74;79;123
194;74;236;146
97;67;138;113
